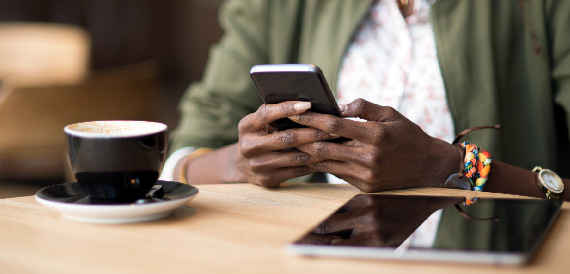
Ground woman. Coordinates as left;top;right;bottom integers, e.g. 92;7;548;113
162;0;570;201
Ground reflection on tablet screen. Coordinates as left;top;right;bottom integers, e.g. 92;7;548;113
289;195;562;265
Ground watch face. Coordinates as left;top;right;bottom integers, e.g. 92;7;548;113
540;170;564;193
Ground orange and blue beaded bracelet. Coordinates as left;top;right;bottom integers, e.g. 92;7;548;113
446;125;499;205
460;141;492;191
459;141;492;205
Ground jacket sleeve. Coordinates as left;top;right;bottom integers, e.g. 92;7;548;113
550;0;570;138
169;0;269;152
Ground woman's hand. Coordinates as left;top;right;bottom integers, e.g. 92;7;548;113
291;98;460;192
233;101;337;187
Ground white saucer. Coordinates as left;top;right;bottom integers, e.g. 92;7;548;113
35;181;198;224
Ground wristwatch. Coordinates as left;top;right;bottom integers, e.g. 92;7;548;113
532;166;564;200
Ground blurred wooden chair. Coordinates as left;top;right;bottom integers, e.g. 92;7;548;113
0;22;160;180
0;61;160;180
0;22;90;87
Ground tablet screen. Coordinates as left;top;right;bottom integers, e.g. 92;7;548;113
289;194;562;265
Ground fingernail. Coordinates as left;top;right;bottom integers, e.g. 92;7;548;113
293;102;311;111
338;104;348;112
330;238;343;245
288;115;299;121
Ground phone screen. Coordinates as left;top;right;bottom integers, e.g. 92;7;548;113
250;64;342;132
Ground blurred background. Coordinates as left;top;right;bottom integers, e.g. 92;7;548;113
0;0;224;197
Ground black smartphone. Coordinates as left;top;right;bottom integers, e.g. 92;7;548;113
250;64;344;133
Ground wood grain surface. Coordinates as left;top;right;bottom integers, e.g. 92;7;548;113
0;183;568;274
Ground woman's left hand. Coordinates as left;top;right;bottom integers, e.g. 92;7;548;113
290;98;460;192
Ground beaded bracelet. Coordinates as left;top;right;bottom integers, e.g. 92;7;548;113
459;141;492;204
444;125;499;205
178;148;213;184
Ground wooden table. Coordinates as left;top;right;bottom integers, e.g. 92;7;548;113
0;183;568;273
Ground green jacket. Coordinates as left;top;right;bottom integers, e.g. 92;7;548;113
171;0;570;177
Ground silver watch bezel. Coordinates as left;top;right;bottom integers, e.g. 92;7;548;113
535;168;564;194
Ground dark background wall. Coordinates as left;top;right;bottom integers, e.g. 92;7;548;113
0;0;225;128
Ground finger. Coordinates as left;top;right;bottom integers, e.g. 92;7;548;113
296;141;376;167
341;98;402;122
309;161;382;193
248;150;319;172
289;111;384;143
338;103;348;116
311;160;368;181
251;165;313;187
238;101;311;133
240;128;337;156
336;174;382;193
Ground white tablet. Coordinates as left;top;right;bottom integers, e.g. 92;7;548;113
288;194;562;265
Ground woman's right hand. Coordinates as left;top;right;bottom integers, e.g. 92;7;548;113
232;101;337;187
184;101;333;186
